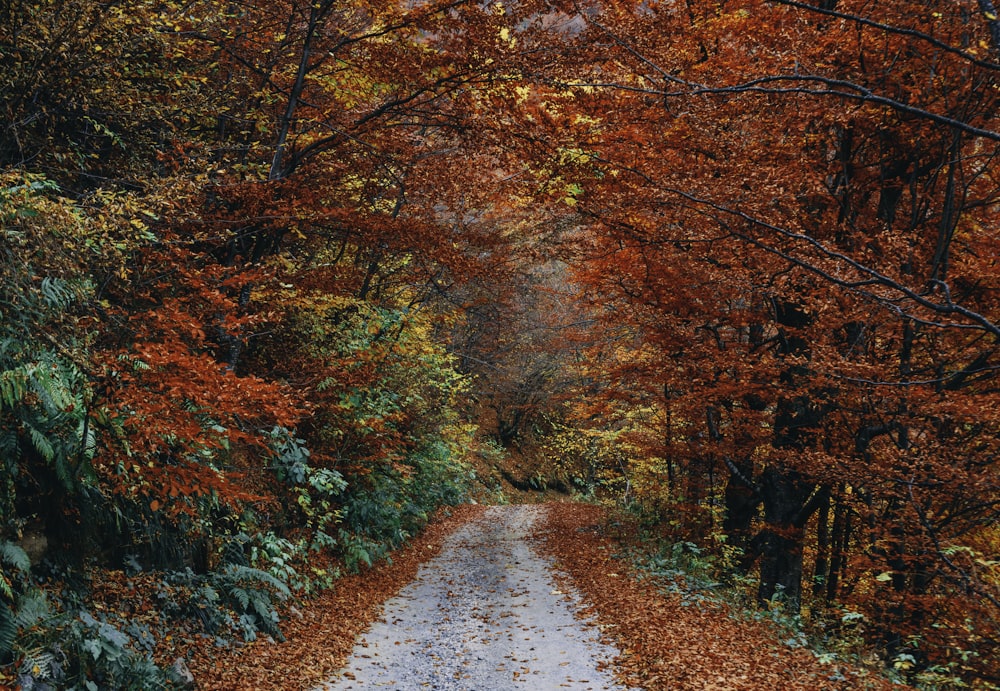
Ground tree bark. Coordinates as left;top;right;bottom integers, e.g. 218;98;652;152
812;485;831;598
722;456;758;573
826;484;850;601
757;466;812;607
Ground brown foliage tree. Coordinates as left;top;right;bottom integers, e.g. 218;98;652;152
521;0;1000;681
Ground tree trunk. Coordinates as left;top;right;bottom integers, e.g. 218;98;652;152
722;456;758;573
826;483;849;601
757;466;811;608
812;485;831;598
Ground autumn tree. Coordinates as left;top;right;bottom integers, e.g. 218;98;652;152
7;0;999;685
1;0;570;683
520;0;1000;681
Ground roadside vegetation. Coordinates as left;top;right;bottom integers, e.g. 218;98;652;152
3;0;999;688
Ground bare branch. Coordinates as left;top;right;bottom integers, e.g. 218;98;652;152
585;153;1000;337
667;75;1000;143
772;0;1000;71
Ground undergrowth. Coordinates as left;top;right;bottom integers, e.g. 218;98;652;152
602;503;967;690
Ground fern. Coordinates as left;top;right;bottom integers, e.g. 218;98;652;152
215;565;289;640
230;586;250;611
250;593;273;621
196;584;218;605
163;563;291;642
221;564;290;599
1;354;92;498
13;591;50;629
0;541;30;575
18;646;54;680
0;542;45;659
0;367;28;410
29;365;60;414
39;277;73;310
29;355;84;417
0;543;29;655
0;429;17;460
0;609;15;659
26;423;56;463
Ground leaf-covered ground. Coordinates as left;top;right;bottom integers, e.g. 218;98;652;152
177;501;901;690
177;505;486;690
537;503;901;691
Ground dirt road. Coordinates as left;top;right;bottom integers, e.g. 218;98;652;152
314;504;633;690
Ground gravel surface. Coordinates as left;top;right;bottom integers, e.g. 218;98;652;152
314;504;633;690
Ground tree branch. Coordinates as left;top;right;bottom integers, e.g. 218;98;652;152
772;0;1000;71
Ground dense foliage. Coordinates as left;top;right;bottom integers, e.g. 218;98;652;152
530;2;1000;687
2;0;999;688
0;0;504;686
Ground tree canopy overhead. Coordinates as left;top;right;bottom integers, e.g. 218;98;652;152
2;0;999;687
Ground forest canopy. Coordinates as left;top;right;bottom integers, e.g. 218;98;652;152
1;0;999;687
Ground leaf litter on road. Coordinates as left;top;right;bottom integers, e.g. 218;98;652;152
181;502;904;689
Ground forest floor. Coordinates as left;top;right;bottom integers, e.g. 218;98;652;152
183;501;901;690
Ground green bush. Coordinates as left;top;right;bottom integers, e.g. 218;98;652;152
160;564;290;643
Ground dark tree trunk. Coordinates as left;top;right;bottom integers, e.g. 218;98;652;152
812;485;832;598
757;466;812;607
826;483;849;601
722;456;758;573
756;385;827;609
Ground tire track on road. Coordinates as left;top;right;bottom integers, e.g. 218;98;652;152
315;505;633;690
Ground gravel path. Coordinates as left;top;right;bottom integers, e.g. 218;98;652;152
314;504;633;690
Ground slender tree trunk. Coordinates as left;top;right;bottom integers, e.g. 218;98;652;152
930;130;962;283
825;483;851;601
269;2;327;182
664;386;676;492
812;485;831;598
